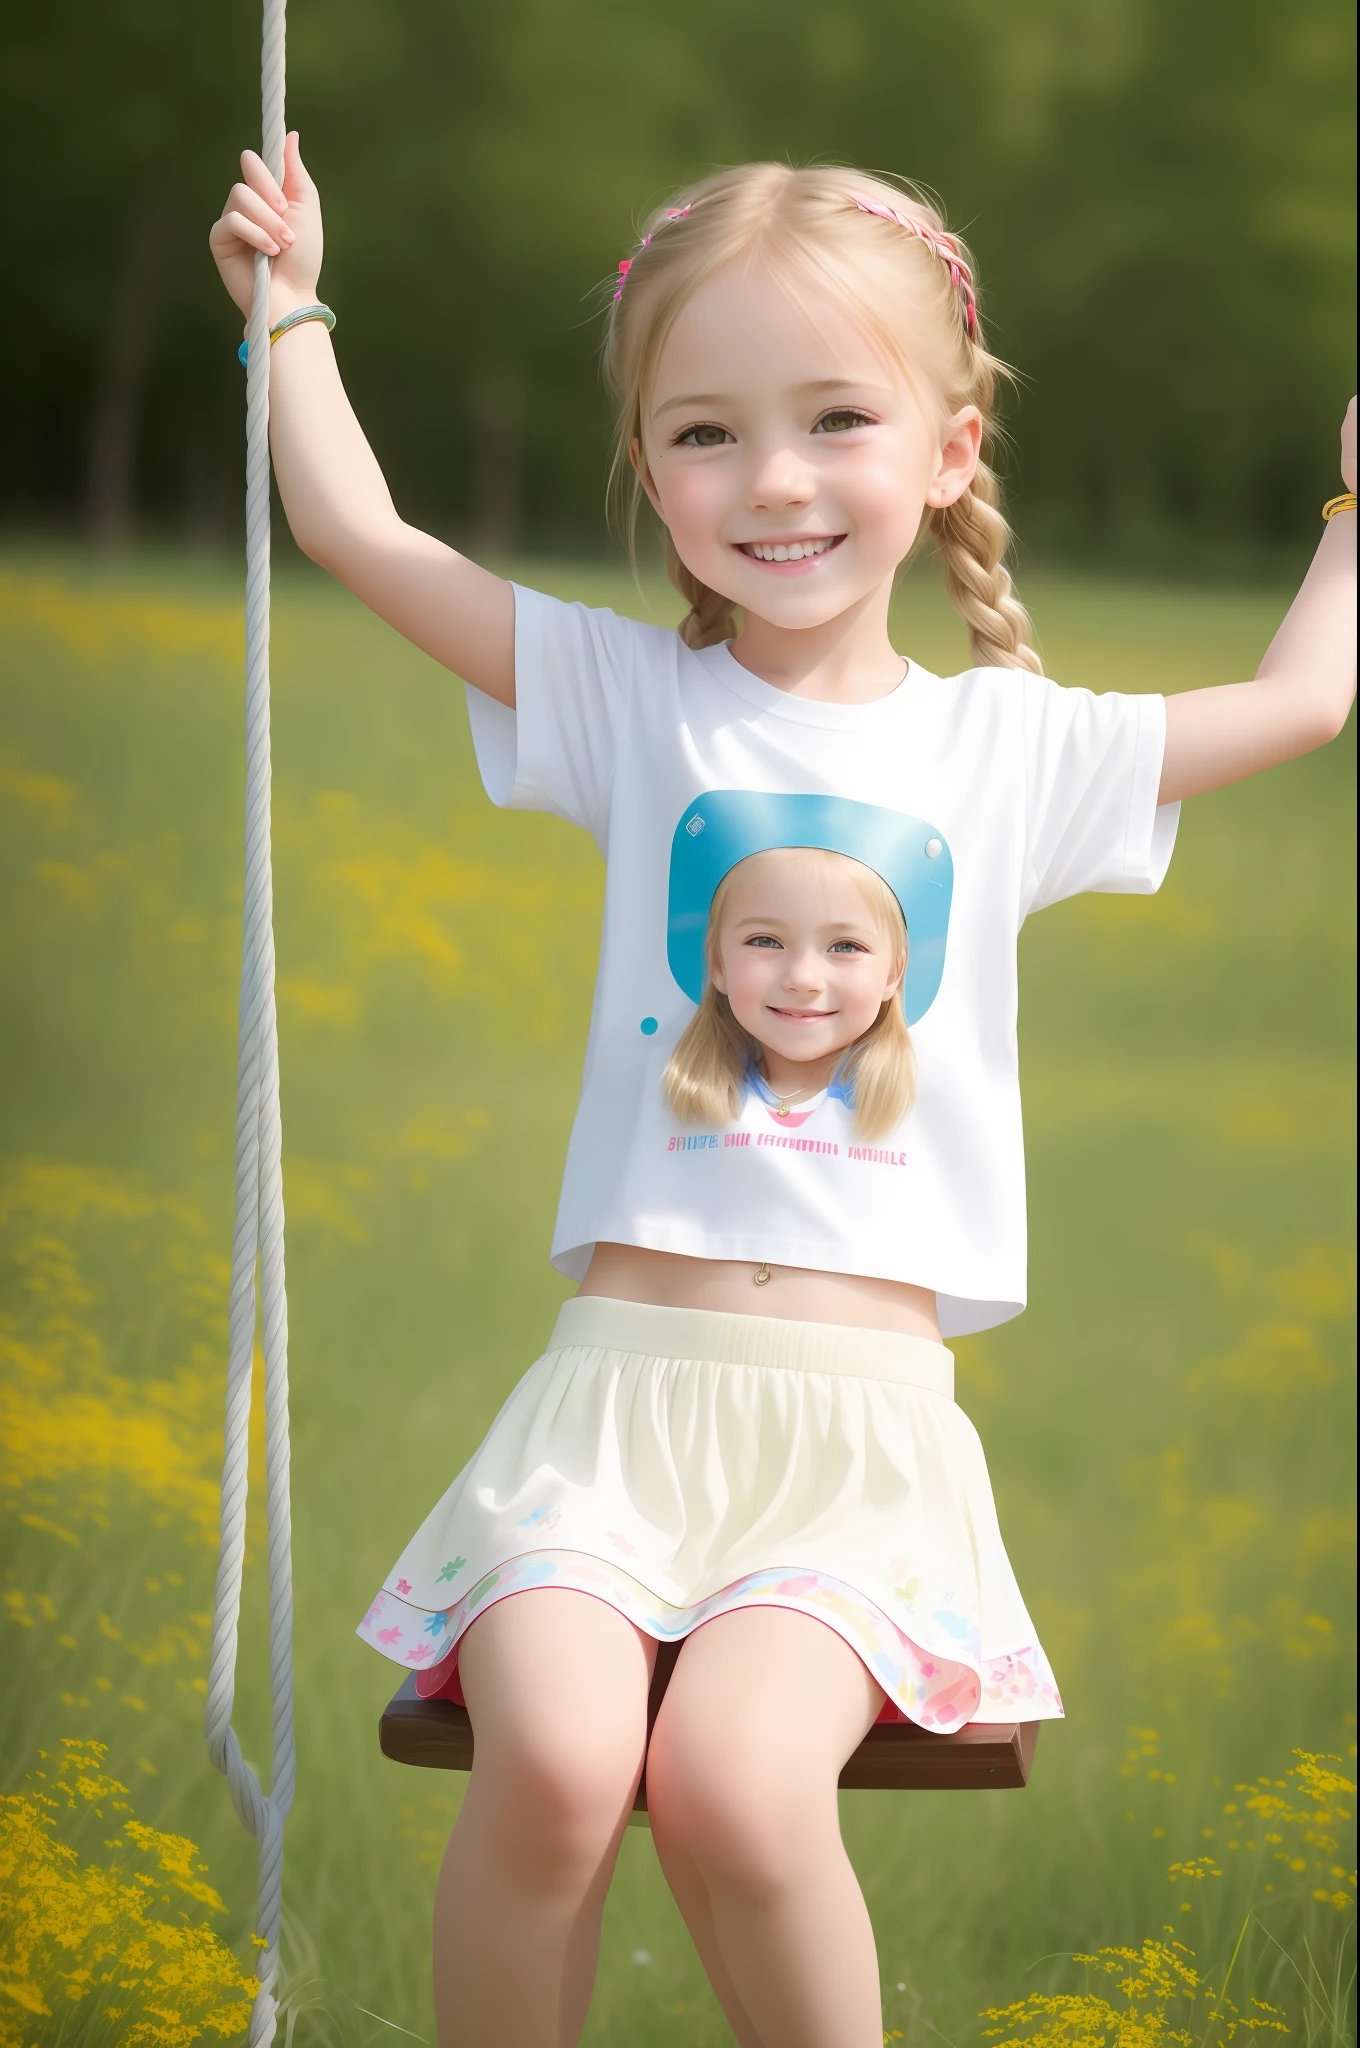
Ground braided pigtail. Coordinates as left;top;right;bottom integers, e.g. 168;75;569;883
930;462;1043;675
666;534;739;650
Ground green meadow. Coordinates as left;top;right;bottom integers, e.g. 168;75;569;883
0;550;1354;2043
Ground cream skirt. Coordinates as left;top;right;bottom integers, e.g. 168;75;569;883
356;1297;1063;1733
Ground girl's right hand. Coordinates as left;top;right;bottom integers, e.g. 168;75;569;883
206;129;516;706
209;132;323;318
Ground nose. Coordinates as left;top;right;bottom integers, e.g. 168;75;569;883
782;947;826;994
746;439;815;513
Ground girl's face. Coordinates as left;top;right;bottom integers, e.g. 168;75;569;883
635;259;980;634
711;851;905;1077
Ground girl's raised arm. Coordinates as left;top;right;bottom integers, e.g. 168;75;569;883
210;135;516;707
1158;400;1356;803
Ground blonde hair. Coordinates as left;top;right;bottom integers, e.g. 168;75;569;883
663;848;917;1141
603;163;1041;674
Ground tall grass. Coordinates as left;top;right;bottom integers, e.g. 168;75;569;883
1;552;1354;2044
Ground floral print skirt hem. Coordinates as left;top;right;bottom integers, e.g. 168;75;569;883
355;1296;1064;1737
359;1549;1062;1731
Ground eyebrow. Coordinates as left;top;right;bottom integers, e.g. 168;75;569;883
730;911;882;935
652;378;894;418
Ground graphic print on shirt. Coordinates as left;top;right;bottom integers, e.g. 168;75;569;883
667;791;954;1026
666;1060;910;1166
662;790;953;1164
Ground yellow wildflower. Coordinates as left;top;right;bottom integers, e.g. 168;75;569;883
0;1740;253;2047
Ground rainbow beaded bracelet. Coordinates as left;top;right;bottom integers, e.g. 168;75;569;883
237;303;336;366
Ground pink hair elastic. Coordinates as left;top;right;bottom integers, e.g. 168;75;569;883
852;197;979;336
612;205;693;300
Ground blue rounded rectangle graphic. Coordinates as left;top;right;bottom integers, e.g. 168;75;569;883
666;791;953;1027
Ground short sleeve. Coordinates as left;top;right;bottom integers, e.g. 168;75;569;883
463;583;652;845
1021;676;1180;913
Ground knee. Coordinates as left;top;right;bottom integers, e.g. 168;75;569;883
473;1721;641;1895
647;1720;835;1895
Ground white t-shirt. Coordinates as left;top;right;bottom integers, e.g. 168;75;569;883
466;584;1179;1336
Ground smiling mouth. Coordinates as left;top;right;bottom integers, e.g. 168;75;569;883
769;1006;837;1021
736;535;844;563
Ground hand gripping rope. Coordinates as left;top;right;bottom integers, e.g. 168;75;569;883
203;1;296;2040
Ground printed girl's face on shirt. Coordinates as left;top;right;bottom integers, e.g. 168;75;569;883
635;259;980;632
711;849;905;1078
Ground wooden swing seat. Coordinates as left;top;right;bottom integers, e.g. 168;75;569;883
379;1644;1040;1803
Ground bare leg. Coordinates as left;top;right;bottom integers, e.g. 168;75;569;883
645;1607;885;2048
648;1808;769;2048
432;1590;656;2048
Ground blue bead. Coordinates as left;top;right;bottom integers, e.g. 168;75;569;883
238;340;249;367
640;1017;658;1035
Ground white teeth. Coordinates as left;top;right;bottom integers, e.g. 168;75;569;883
747;537;835;561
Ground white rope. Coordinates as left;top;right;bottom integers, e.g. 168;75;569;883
204;3;294;2041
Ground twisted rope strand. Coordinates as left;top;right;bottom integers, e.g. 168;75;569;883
204;1;295;2039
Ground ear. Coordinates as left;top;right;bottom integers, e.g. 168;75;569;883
924;407;982;510
884;950;907;1000
630;434;664;517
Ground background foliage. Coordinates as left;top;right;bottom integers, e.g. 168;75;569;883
3;0;1354;564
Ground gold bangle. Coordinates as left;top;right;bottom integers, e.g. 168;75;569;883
1322;492;1357;520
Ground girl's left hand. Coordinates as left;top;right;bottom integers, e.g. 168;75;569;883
1340;395;1356;493
1158;394;1356;804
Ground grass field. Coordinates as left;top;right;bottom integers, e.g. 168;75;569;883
1;548;1354;2045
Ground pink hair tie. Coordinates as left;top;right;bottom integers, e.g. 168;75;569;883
852;197;979;336
612;204;694;301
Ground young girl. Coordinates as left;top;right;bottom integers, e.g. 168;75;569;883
211;151;1355;2048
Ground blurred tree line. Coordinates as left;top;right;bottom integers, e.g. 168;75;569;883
3;0;1354;569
